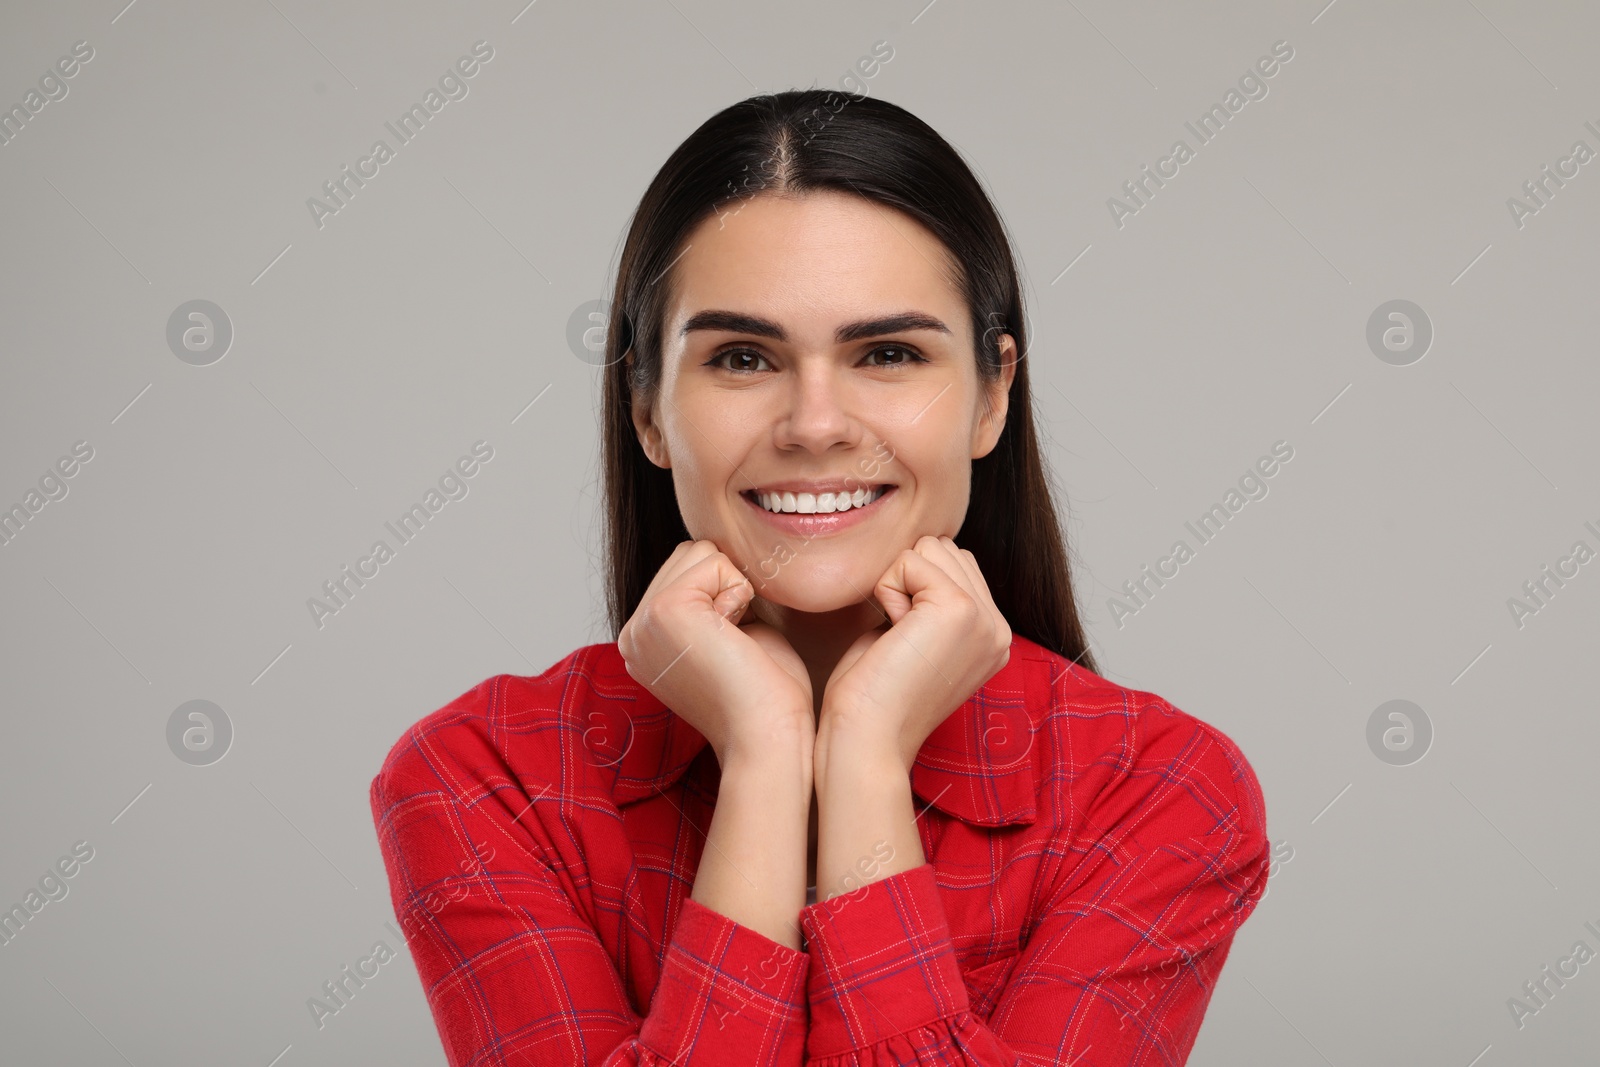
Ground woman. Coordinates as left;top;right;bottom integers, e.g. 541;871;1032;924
370;88;1270;1066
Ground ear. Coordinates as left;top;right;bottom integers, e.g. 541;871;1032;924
971;333;1017;459
627;357;671;469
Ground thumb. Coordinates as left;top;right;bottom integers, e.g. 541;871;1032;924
875;549;942;625
698;557;754;627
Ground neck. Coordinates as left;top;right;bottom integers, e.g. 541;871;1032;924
749;594;888;889
750;595;887;721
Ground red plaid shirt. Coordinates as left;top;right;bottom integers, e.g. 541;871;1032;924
369;632;1270;1066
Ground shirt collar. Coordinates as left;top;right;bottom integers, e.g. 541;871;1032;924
584;633;1045;828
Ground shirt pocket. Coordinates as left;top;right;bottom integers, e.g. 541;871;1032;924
961;952;1020;1018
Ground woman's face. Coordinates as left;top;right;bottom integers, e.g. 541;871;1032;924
632;189;1016;614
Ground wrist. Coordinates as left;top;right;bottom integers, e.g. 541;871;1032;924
719;720;814;781
815;710;910;786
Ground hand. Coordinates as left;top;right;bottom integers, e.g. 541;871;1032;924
819;535;1011;773
617;540;814;765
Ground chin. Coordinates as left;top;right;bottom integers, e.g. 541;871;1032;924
761;590;864;615
752;566;880;615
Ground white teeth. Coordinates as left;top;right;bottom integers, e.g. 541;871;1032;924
755;486;886;515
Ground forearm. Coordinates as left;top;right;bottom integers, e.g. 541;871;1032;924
691;729;813;949
812;717;926;901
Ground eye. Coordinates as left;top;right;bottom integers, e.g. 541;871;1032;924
705;347;773;374
863;345;927;369
703;344;928;374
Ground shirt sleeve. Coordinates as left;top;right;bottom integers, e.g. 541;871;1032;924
797;721;1270;1066
369;704;812;1067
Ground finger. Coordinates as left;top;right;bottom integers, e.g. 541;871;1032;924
876;544;960;624
732;591;768;628
914;534;980;602
636;540;695;603
721;589;756;628
675;548;755;625
639;539;719;602
950;544;1010;649
949;543;998;615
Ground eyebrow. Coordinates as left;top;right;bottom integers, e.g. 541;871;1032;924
679;309;952;344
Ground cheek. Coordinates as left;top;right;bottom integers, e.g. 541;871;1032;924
666;412;747;529
897;432;974;529
881;422;954;485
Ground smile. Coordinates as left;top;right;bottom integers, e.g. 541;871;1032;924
742;484;893;515
738;484;898;538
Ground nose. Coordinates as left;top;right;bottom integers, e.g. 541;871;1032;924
772;361;859;454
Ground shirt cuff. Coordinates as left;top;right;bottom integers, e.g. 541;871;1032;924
800;862;970;1058
639;893;811;1067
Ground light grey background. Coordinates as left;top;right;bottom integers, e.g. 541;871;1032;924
2;1;1596;1064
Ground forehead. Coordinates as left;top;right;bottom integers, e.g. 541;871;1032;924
665;190;966;337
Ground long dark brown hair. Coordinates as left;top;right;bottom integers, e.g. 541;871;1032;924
600;89;1097;674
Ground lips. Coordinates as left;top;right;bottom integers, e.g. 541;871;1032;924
742;484;893;515
741;479;897;495
738;484;897;537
